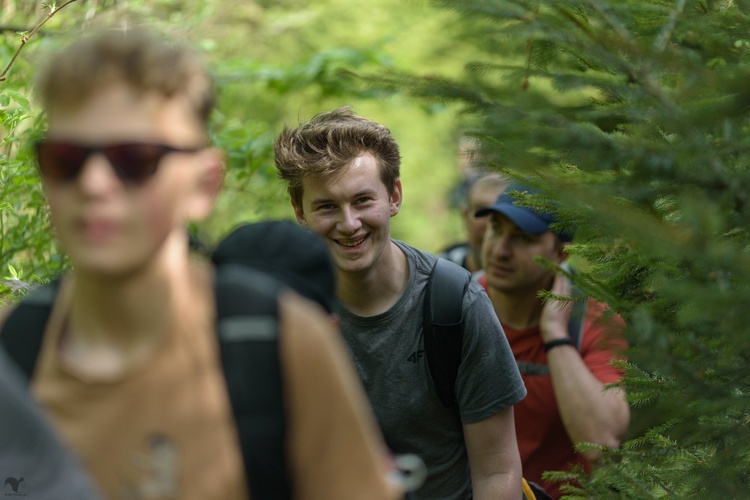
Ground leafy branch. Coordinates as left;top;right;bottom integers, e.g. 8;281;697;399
0;0;80;82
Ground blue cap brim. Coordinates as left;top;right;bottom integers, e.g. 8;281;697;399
475;202;552;235
475;187;574;242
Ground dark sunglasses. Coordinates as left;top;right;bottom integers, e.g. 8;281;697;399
34;139;204;184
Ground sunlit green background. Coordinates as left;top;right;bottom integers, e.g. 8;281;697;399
1;0;480;259
6;1;750;496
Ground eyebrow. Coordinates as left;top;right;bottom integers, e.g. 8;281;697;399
490;213;532;234
309;197;333;206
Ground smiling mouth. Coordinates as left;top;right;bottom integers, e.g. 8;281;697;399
338;236;367;247
489;263;513;274
80;219;120;241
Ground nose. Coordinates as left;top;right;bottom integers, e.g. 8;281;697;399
487;233;512;260
337;205;362;234
76;153;122;196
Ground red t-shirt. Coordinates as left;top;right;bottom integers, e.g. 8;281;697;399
478;275;626;498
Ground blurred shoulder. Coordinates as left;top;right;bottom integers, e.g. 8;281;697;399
584;298;628;351
277;290;339;352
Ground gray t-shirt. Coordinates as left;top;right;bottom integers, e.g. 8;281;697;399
334;240;526;499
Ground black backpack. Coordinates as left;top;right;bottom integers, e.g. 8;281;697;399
0;264;292;500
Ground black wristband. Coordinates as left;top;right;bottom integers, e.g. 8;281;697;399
543;338;573;352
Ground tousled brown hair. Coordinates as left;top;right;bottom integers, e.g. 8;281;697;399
35;27;215;127
273;106;401;208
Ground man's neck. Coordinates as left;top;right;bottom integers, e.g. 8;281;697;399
61;232;204;378
488;286;545;331
336;240;408;317
466;250;481;274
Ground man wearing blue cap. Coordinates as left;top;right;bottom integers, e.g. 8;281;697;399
476;183;630;498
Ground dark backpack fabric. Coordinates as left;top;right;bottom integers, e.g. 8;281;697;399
213;264;291;500
422;258;471;408
0;281;59;381
0;266;291;500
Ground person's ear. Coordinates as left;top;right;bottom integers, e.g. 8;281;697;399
293;200;307;227
389;179;403;217
556;241;570;264
460;206;470;224
187;148;224;221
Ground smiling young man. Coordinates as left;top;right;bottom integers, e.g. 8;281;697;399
0;30;399;500
274;107;526;499
476;183;630;497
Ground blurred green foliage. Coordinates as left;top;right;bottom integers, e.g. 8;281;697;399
0;0;477;302
5;1;750;497
392;0;750;496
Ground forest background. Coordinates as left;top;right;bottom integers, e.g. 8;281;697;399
0;0;477;284
3;0;750;498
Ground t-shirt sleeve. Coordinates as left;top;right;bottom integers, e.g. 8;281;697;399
455;282;527;424
581;299;628;384
0;346;101;499
278;292;401;500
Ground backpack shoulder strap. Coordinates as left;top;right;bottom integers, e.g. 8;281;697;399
423;258;471;408
0;281;60;382
567;292;587;350
214;264;291;500
563;266;587;350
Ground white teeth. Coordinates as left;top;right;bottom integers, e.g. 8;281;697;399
340;237;365;247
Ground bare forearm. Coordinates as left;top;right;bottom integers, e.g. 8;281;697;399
464;409;523;500
547;345;630;452
472;470;523;500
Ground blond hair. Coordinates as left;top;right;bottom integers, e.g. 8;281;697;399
35;27;215;127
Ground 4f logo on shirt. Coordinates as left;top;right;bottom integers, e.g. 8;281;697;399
406;350;424;363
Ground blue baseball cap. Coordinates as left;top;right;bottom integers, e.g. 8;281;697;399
474;182;574;242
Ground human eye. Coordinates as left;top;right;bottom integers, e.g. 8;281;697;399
515;232;536;244
311;200;336;213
